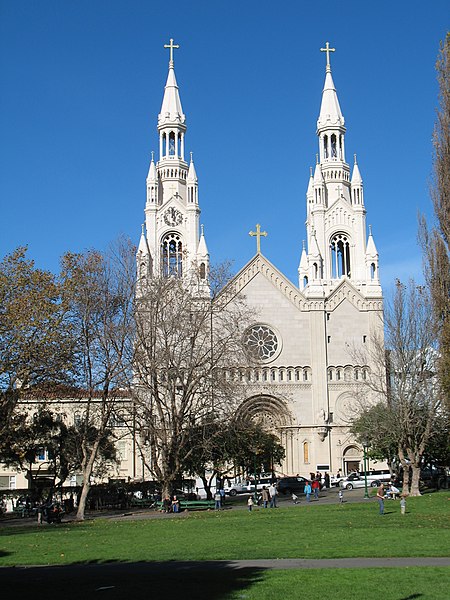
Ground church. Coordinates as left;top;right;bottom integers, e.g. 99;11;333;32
135;39;385;479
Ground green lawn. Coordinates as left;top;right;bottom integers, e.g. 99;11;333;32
228;567;450;600
1;492;449;566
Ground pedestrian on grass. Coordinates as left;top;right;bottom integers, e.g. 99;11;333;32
400;495;406;515
268;483;277;508
304;481;312;502
214;491;221;510
247;496;254;511
261;486;270;508
376;483;385;515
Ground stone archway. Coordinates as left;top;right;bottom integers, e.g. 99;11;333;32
237;395;294;474
238;394;293;432
343;444;362;474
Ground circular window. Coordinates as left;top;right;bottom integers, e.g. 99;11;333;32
245;325;280;362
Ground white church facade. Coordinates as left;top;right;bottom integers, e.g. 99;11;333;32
136;40;385;479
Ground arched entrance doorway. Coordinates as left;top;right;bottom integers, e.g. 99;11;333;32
238;395;294;473
342;445;362;474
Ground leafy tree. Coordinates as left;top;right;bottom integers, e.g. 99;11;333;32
419;33;450;409
133;268;253;500
60;238;135;520
182;417;285;499
0;247;73;434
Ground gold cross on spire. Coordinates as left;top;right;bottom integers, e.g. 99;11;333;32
320;41;335;71
164;38;179;65
249;223;268;254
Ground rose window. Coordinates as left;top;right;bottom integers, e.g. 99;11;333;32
245;325;279;362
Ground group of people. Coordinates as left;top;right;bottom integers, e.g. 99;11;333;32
161;495;180;513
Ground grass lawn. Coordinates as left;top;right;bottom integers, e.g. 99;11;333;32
1;491;449;566
227;567;450;600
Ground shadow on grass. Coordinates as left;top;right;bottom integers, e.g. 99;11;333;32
0;560;266;599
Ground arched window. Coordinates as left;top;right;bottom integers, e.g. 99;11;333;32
330;233;351;278
331;134;337;158
199;262;206;279
169;132;176;156
303;276;308;287
303;441;309;464
161;233;183;277
323;135;328;159
371;262;376;279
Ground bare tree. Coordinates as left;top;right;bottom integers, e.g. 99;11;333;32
133;269;253;499
61;238;136;519
419;33;450;408
353;281;441;495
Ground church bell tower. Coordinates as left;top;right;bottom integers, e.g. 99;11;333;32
299;43;381;299
136;39;209;293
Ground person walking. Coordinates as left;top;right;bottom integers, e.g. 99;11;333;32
261;486;270;508
214;491;221;510
304;481;312;502
247;496;254;511
312;477;320;500
268;483;277;508
324;472;330;489
376;483;385;515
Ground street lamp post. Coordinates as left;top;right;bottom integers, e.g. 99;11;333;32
362;437;369;499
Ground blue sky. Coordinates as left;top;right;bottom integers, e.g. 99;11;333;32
0;1;448;294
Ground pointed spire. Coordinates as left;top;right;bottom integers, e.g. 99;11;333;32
147;152;157;181
306;167;314;196
366;225;378;256
313;161;323;183
299;241;308;270
187;152;198;182
317;43;344;130
197;224;209;256
138;224;149;256
158;38;185;125
351;154;363;184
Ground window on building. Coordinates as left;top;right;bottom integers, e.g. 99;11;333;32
330;233;351;278
303;441;309;464
161;233;183;277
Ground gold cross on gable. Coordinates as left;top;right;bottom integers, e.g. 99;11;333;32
164;38;180;64
249;223;268;254
320;41;335;70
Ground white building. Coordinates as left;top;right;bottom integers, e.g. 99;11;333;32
137;40;385;478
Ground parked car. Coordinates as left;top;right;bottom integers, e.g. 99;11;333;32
224;477;276;496
276;476;309;495
339;473;383;490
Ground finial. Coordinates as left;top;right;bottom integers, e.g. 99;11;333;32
354;153;357;165
320;41;335;73
316;153;319;164
141;223;145;235
310;166;313;177
164;38;180;68
369;224;372;236
201;224;204;236
151;150;154;162
190;151;193;162
302;239;306;250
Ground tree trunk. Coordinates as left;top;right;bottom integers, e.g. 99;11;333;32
76;438;101;520
409;464;422;496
